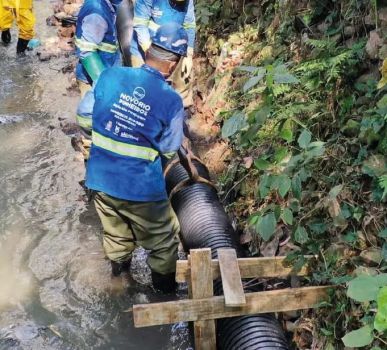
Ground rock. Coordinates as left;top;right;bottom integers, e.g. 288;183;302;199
366;30;383;59
364;15;373;26
13;325;39;342
344;26;355;37
46;15;61;26
317;22;329;33
63;3;81;16
360;248;383;265
379;44;387;60
58;26;75;39
379;7;387;22
54;11;69;20
362;154;387;177
58;38;75;52
356;66;380;84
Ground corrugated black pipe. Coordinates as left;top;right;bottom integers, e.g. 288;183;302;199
165;160;289;350
116;0;134;66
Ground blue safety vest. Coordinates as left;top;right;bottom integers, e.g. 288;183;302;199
131;0;195;58
75;0;119;83
148;0;189;29
85;65;184;202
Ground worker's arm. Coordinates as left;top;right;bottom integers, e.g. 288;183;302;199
133;0;153;53
76;87;96;133
183;0;196;50
181;0;196;77
77;14;108;81
158;107;185;165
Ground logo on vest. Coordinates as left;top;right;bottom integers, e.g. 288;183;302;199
105;120;112;131
133;87;146;100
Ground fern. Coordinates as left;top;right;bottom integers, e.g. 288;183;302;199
379;175;387;200
277;101;320;119
306;38;337;51
272;84;292;97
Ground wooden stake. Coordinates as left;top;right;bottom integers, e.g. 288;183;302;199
190;249;216;350
218;249;246;307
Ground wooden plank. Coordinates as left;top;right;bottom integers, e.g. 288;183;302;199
218;249;246;307
190;249;216;350
133;285;332;327
176;255;316;283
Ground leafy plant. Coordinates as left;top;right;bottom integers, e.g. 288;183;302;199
343;275;387;347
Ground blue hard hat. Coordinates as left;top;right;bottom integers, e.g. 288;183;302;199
152;23;188;57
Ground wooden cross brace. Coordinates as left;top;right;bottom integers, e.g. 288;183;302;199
133;249;332;350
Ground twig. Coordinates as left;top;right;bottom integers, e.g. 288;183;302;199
223;172;250;201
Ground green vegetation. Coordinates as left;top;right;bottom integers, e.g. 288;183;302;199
195;0;387;348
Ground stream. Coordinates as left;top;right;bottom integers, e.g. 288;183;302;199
0;1;191;348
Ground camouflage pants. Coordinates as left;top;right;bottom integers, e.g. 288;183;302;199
94;192;180;274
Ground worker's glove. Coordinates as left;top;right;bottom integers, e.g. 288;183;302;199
181;47;194;81
81;52;106;82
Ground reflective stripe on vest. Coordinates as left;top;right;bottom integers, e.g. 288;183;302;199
183;22;196;29
75;37;118;53
77;115;92;129
148;20;160;32
92;131;158;161
133;17;150;26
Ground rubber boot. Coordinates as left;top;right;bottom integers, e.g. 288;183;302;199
110;259;131;277
151;271;177;294
1;29;11;44
16;38;29;55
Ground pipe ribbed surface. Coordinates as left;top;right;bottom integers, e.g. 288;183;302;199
165;161;289;349
116;0;134;66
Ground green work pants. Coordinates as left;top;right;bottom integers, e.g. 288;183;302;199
94;192;180;275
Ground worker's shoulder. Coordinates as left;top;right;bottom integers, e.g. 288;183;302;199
79;0;106;15
99;66;132;80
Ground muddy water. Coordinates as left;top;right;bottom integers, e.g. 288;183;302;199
0;1;191;349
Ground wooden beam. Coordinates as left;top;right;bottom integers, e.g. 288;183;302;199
176;255;315;283
190;249;216;350
218;249;246;307
133;285;332;327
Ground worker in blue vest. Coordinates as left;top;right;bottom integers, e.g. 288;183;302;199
77;23;187;293
130;0;195;107
74;0;123;160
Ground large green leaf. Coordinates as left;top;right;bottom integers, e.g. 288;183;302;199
280;128;293;142
254;158;271;170
374;286;387;332
258;174;272;198
347;275;379;302
341;325;373;347
274;147;289;163
254;105;271;125
379;228;387;239
375;273;387;287
298;129;312;149
243;68;266;92
256;212;277;241
291;174;302;200
221;112;247;138
273;64;299;84
281;208;293;225
277;174;291;198
362;154;387;178
294;225;309;244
